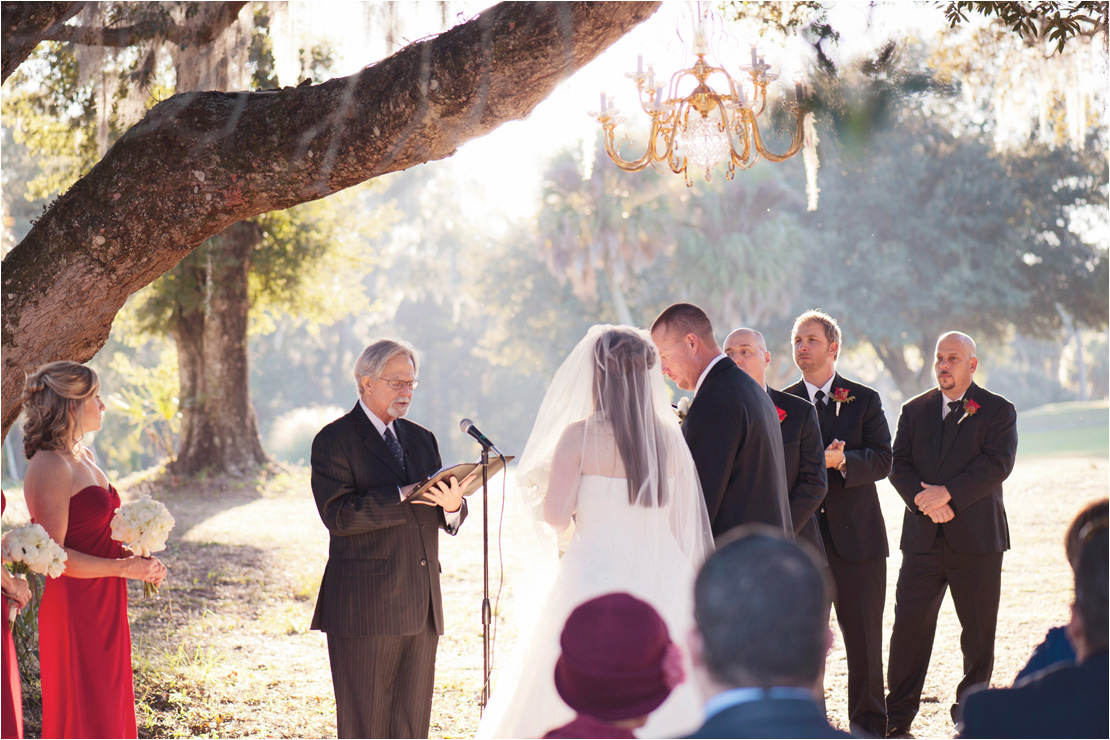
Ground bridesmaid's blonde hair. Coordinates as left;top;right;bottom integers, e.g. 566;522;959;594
21;361;100;458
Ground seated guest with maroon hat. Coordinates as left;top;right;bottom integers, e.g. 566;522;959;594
544;592;686;739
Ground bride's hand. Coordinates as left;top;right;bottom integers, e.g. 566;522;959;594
414;472;475;512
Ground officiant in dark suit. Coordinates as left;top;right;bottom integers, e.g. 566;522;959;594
310;338;468;739
724;328;828;558
650;303;790;539
885;332;1018;736
785;310;892;739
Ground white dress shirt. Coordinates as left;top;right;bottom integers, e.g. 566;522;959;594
695;354;730;395
941;391;965;419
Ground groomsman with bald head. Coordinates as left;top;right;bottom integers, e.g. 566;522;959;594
885;332;1018;737
723;328;828;559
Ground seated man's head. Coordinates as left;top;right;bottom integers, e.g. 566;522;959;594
1068;521;1108;661
689;527;831;696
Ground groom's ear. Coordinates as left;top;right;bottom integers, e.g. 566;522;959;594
685;333;700;351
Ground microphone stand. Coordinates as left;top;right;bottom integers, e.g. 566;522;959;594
479;443;492;711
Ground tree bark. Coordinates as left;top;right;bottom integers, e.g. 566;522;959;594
1;1;662;438
40;1;246;48
873;337;931;400
1;1;84;83
170;222;268;475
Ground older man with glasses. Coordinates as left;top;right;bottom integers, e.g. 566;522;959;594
309;337;469;739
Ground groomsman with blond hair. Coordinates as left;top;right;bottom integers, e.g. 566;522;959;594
785;310;892;738
885;331;1018;736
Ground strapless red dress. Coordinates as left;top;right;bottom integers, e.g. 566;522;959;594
2;491;23;739
37;485;137;739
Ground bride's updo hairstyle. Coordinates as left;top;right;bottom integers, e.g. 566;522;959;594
593;327;669;507
22;361;100;459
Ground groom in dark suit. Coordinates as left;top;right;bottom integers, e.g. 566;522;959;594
650;303;790;539
724;327;828;558
310;338;468;739
785;310;892;738
885;332;1018;735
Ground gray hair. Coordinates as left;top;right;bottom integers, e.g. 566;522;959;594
353;338;418;393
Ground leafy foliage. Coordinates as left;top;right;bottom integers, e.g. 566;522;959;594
942;1;1109;52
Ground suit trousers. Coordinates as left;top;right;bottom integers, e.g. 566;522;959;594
822;514;887;738
886;535;1003;728
327;606;440;739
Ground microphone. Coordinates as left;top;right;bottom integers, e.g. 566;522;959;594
460;418;501;455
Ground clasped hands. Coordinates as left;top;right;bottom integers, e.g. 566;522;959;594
915;483;954;523
824;440;846;471
407;472;477;513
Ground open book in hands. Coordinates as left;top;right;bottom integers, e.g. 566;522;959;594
400;456;514;504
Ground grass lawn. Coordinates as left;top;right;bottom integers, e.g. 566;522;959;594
1016;400;1109;458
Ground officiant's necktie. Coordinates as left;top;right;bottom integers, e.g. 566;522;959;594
384;426;406;469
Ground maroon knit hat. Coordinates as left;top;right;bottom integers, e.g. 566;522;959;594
553;592;685;722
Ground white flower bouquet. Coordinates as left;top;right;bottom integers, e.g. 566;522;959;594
2;522;68;579
110;495;175;597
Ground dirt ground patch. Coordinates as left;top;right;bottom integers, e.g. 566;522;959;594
4;454;1106;738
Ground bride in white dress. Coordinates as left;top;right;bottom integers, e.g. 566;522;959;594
477;325;714;739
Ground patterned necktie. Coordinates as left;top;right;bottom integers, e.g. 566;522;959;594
384;426;405;468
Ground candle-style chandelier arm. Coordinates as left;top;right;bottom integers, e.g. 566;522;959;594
747;105;806;163
600;122;658;172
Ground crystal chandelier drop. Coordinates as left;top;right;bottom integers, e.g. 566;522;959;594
590;9;807;186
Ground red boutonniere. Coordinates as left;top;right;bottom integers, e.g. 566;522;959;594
831;387;855;417
777;406;787;423
958;398;980;424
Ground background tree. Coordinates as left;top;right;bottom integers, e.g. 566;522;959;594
0;1;663;440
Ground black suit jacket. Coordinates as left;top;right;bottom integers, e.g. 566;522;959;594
889;382;1016;554
785;373;892;562
768;387;828;559
687;697;852;739
959;651;1108;739
310;404;466;638
684;358;791;539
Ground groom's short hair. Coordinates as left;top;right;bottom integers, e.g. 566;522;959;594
694;527;830;688
652;303;715;344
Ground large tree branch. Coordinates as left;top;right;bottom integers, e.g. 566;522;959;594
1;0;661;437
39;1;247;48
1;1;84;83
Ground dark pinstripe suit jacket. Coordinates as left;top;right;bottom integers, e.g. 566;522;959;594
310;403;466;638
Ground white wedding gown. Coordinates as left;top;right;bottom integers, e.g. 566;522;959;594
477;475;703;739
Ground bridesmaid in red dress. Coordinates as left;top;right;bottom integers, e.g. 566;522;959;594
20;362;167;739
2;491;33;740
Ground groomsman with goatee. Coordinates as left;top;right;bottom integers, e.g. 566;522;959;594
885;331;1018;737
785;310;893;739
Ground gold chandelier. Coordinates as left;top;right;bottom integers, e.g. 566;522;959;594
590;15;807;186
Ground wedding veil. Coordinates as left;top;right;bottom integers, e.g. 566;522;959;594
515;324;714;567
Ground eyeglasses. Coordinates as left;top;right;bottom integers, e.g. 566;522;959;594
378;377;420;391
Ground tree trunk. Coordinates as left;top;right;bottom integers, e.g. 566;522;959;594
169;222;268;475
1;1;661;439
873;338;931;400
